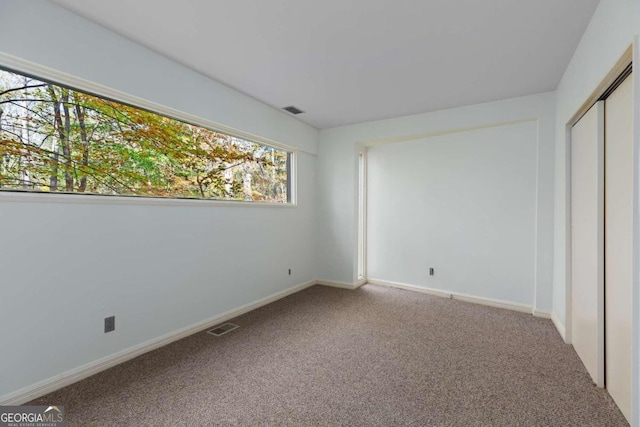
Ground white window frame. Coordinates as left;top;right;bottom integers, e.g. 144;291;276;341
0;52;297;208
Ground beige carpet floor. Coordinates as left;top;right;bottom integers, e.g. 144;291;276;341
29;284;628;426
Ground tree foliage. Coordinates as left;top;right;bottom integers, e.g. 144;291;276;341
0;69;289;202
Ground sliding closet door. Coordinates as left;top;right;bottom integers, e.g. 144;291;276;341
604;73;632;422
571;102;604;386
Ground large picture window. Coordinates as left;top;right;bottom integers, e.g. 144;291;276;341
0;67;292;203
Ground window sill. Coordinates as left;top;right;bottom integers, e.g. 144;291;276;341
0;190;297;208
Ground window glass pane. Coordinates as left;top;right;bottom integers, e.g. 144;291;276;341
0;68;291;203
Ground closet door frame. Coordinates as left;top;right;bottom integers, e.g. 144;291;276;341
564;43;638;425
565;46;632;346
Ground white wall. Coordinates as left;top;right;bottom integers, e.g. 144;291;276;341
0;0;318;399
368;122;538;306
318;92;556;312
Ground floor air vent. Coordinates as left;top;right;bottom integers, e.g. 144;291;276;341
206;323;239;337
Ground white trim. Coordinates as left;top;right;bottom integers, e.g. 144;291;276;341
633;36;640;427
361;118;538;147
596;101;606;389
551;312;567;343
355;278;368;288
0;191;297;208
532;119;541;311
0;52;309;155
316;280;358;290
0;52;301;208
565;122;574;345
357;151;367;281
367;278;452;299
318;279;548;317
452;293;532;314
367;278;540;315
288;152;298;206
567;100;606;388
532;309;552;319
0;279;316;406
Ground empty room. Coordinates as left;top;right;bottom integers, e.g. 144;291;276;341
0;0;639;426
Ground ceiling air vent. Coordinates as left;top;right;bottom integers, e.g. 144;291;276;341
282;105;305;115
206;323;239;337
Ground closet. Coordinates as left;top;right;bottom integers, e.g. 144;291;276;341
570;69;632;422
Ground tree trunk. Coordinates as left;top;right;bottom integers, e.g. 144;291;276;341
49;144;59;191
61;89;73;191
20;88;31;189
0;107;3;187
47;86;63;192
75;103;89;192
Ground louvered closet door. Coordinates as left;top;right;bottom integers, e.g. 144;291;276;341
571;101;605;387
604;73;632;423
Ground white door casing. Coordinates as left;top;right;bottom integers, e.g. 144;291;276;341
604;74;633;423
570;101;605;387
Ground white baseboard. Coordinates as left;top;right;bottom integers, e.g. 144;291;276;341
532;309;552;319
0;279;316;406
367;278;452;299
316;279;358;290
367;278;537;315
452;292;532;314
551;312;567;342
0;277;563;406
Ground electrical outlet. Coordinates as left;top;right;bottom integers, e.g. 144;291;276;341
429;268;435;276
288;268;292;276
104;316;115;333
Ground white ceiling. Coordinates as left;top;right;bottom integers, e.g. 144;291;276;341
50;0;600;129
